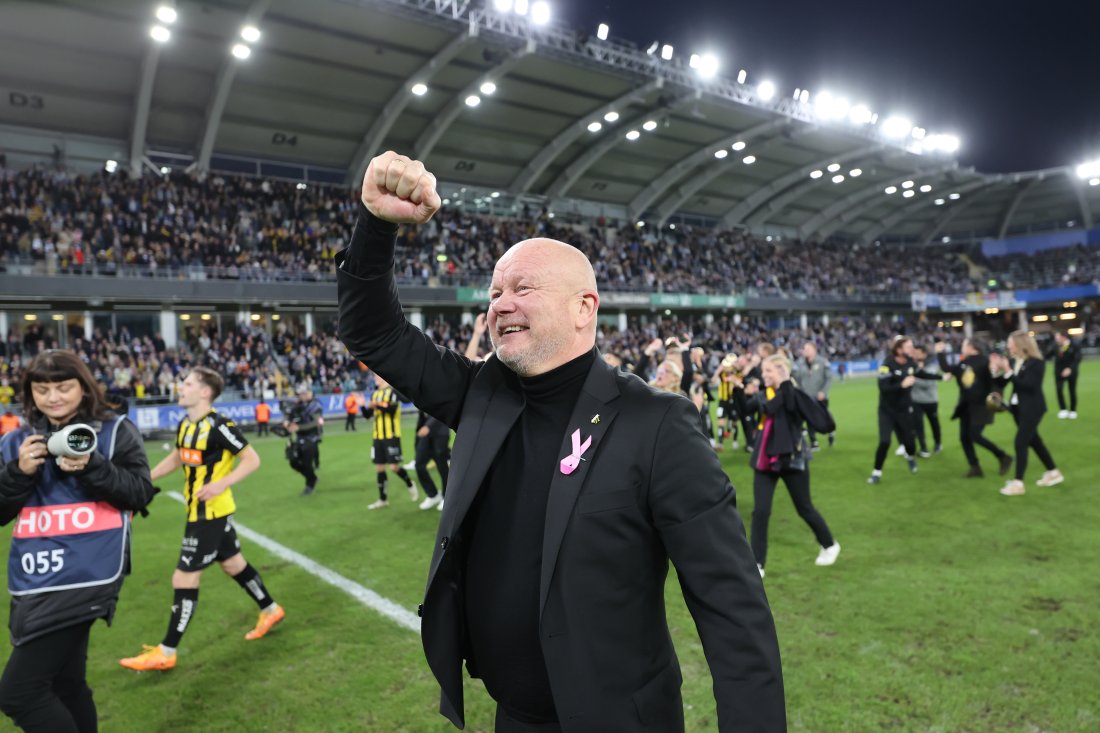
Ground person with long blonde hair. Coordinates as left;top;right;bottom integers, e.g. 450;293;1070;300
989;331;1064;495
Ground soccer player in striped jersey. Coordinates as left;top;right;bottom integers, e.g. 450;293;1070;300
120;367;284;671
365;374;417;509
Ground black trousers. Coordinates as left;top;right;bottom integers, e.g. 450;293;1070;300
0;621;97;733
751;469;834;568
345;413;357;431
959;415;1006;468
807;397;832;445
1012;411;1056;481
912;402;941;451
289;439;319;487
1055;372;1078;411
873;407;915;470
256;421;269;437
495;706;562;732
414;432;450;498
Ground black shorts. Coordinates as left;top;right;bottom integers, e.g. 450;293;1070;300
177;516;241;572
372;438;403;465
717;400;738;419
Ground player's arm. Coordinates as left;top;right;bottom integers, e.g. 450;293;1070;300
196;446;260;501
150;449;182;481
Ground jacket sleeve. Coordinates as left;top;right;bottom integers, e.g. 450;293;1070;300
877;364;905;394
937;353;961;378
649;399;786;732
336;205;479;430
75;419;157;513
0;433;38;525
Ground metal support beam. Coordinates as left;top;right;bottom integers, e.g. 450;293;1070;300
345;30;475;185
744;147;886;228
545;92;697;200
804;162;961;241
413;40;534;161
919;184;1003;245
512;79;663;194
859;177;1002;245
996;177;1043;239
196;0;272;172
129;45;161;177
1068;171;1095;229
720;144;879;228
627;118;787;222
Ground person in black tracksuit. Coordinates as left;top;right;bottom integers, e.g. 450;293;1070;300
414;410;450;511
991;331;1064;495
1050;331;1082;418
935;338;1013;479
867;337;930;484
0;350;156;733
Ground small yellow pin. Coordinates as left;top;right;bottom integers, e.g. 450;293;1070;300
591;414;600;424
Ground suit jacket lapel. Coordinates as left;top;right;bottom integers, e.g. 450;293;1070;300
539;358;621;616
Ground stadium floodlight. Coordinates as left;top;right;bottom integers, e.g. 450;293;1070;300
809;170;823;179
661;44;673;61
490;191;501;198
799;89;809;104
155;5;177;24
849;104;873;125
689;54;700;68
757;80;776;101
714;149;729;159
942;236;952;244
737;69;748;84
669;223;676;230
793;87;801;100
480;81;497;95
948;192;961;200
646;41;659;56
827;163;841;173
901;180;914;189
919;184;932;193
934;198;945;205
832;174;845;183
694;53;719;79
1090;178;1100;186
494;0;513;10
849;168;862;177
881;115;912;139
587;121;602;132
884;186;897;194
465;94;481;107
637;221;645;227
411;83;428;96
1075;159;1100;179
625;130;640;140
179;314;190;321
902;190;915;198
911;126;926;140
296;182;307;190
642;120;658;132
596;23;609;40
241;25;261;43
442;198;450;205
104;159;118;173
160;166;170;174
743;155;756;164
231;43;251;59
604;111;619;122
815;92;850;121
150;25;171;43
514;0;529;15
731;141;746;151
531;1;550;25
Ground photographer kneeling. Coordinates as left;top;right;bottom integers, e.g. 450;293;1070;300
0;350;156;732
281;384;323;496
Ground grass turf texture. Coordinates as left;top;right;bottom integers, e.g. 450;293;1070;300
1;364;1097;732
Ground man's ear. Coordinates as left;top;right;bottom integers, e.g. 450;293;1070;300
576;290;599;329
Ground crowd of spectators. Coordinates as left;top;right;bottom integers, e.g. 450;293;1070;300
983;243;1100;290
2;165;981;297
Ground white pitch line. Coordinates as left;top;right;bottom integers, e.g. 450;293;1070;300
166;492;421;633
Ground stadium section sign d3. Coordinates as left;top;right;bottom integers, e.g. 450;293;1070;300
457;288;744;309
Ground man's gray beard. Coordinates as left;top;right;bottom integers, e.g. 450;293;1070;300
493;330;568;377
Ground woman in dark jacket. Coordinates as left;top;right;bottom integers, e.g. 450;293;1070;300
935;337;1013;478
0;350;156;732
746;354;840;578
990;331;1064;496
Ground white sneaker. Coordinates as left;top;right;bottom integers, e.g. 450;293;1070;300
1036;469;1064;487
407;481;419;502
402;460;416;470
757;564;765;579
894;445;906;456
732;440;739;450
367;499;389;510
999;480;1025;496
437;498;445;511
815;542;841;566
1056;409;1068;419
1068;411;1078;420
419;494;443;510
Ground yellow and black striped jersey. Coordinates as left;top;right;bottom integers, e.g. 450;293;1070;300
718;373;736;402
175;410;247;522
371;387;401;440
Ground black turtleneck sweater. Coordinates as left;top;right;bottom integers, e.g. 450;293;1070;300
463;347;596;724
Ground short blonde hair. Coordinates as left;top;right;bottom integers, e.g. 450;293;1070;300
1008;330;1042;360
763;353;792;376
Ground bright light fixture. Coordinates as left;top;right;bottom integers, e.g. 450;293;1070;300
884;186;897;194
849;168;862;177
155;5;177;24
714;149;729;159
231;43;251;59
881;115;912;139
832;174;845;183
1076;160;1100;179
642;120;657;132
827;163;841;173
661;44;673;61
948;192;961;200
160;166;170;174
480;81;497;95
743;155;756;164
494;0;513;10
902;190;915;198
809;170;823;179
901;180;914;189
1090;178;1100;186
691;53;719;78
731;141;746;151
150;25;171;43
296;182;307;190
637;221;645;227
911;126;926;140
531;1;551;25
604;111;619;122
934;198;945;205
241;25;261;43
799;89;809;104
490;191;501;198
104;159;118;173
849;104;873;125
587;121;602;133
514;0;529;15
737;69;747;84
815;91;850;121
465;95;481;107
625;130;640;141
919;184;932;193
596;23;609;40
757;80;776;101
942;236;952;244
411;83;428;96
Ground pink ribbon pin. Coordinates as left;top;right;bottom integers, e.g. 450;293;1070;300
559;429;593;475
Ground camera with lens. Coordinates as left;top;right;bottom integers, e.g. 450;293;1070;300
43;424;98;458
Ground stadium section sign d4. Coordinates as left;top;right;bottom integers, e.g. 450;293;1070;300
456;288;744;309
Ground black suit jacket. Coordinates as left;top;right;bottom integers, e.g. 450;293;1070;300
335;209;785;733
938;353;996;427
999;357;1047;425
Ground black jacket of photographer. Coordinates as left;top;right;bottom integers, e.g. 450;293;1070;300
0;414;155;645
285;399;323;442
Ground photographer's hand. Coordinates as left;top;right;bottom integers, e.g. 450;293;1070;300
17;435;47;475
57;453;92;473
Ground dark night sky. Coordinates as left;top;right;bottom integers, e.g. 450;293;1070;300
558;0;1100;173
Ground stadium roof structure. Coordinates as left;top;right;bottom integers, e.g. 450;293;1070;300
2;0;1098;245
